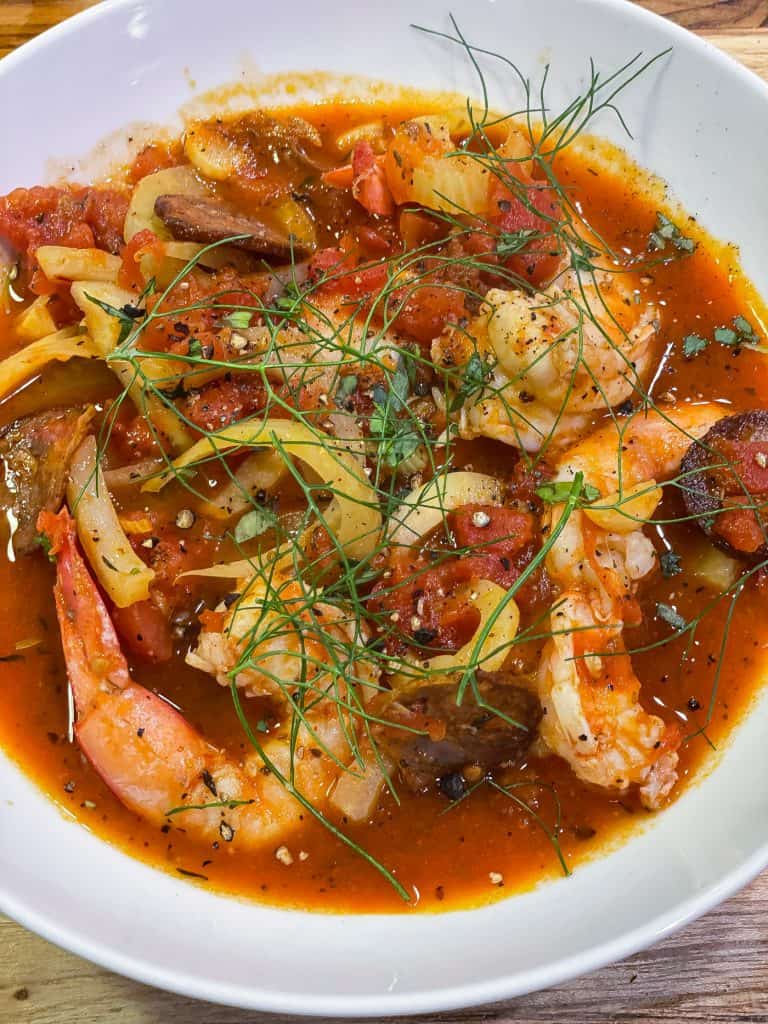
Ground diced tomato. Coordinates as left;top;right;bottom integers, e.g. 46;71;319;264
369;506;539;655
351;141;395;217
451;505;535;554
308;247;345;280
715;502;767;554
140;266;269;359
109;410;160;461
322;142;395;217
487;166;562;286
119;228;161;290
137;525;224;593
701;438;768;554
356;223;397;257
199;608;226;633
321;164;355;189
309;247;389;298
309;246;470;345
182;374;267;432
389;284;470;346
0;185;128;264
112;600;174;663
130;142;181;183
26;269;81;325
82;188;130;253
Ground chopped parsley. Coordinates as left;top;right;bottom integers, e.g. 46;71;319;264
34;532;55;562
536;479;601;505
656;602;687;631
714;326;738;347
335;374;358;406
659;550;682;578
682;315;760;358
450;351;494;412
682;334;708;359
648;212;695;254
234;506;278;543
369;403;422;467
733;315;756;338
390;353;412;412
368;352;423;466
223;310;253;330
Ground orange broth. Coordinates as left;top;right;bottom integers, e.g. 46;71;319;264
0;100;766;912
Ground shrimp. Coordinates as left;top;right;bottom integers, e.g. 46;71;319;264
538;589;680;808
434;271;659;452
549;403;728;609
537;404;727;807
239;296;403;456
188;572;377;702
41;507;373;847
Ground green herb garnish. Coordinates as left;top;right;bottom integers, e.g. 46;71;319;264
682;334;708;358
648;212;695;254
536;480;601;504
659;551;682;578
234;506;278;543
223;310;253;330
656;602;687;631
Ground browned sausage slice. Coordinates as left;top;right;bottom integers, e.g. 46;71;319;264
373;673;542;796
0;406;94;554
154;194;312;261
681;409;768;560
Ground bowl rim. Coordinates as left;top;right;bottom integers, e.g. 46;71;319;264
3;840;768;1016
2;0;768;1015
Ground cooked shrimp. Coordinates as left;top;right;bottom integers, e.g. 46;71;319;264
537;403;727;807
41;508;372;847
235;298;401;457
188;572;376;702
434;271;659;451
549;403;728;608
538;589;680;808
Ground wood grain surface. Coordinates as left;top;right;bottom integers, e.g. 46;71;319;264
1;2;768;1022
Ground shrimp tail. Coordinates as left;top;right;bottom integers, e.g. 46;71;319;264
39;508;131;695
38;508;209;821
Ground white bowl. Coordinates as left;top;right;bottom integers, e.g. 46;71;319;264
2;0;768;1015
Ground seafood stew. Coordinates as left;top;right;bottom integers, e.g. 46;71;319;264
1;55;768;912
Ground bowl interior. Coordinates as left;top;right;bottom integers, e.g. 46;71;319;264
2;0;768;1014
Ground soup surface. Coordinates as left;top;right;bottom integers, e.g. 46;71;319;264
1;82;767;913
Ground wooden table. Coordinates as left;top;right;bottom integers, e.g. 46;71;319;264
1;2;768;1021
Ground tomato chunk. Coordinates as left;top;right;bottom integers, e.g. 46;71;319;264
681;412;768;560
183;375;267;432
715;506;766;554
487;164;562;286
309;247;389;298
112;600;173;663
0;185;128;262
389;285;469;346
370;505;538;655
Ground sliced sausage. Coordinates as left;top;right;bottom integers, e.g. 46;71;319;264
681;410;768;559
0;406;94;554
154;194;312;261
373;671;542;795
